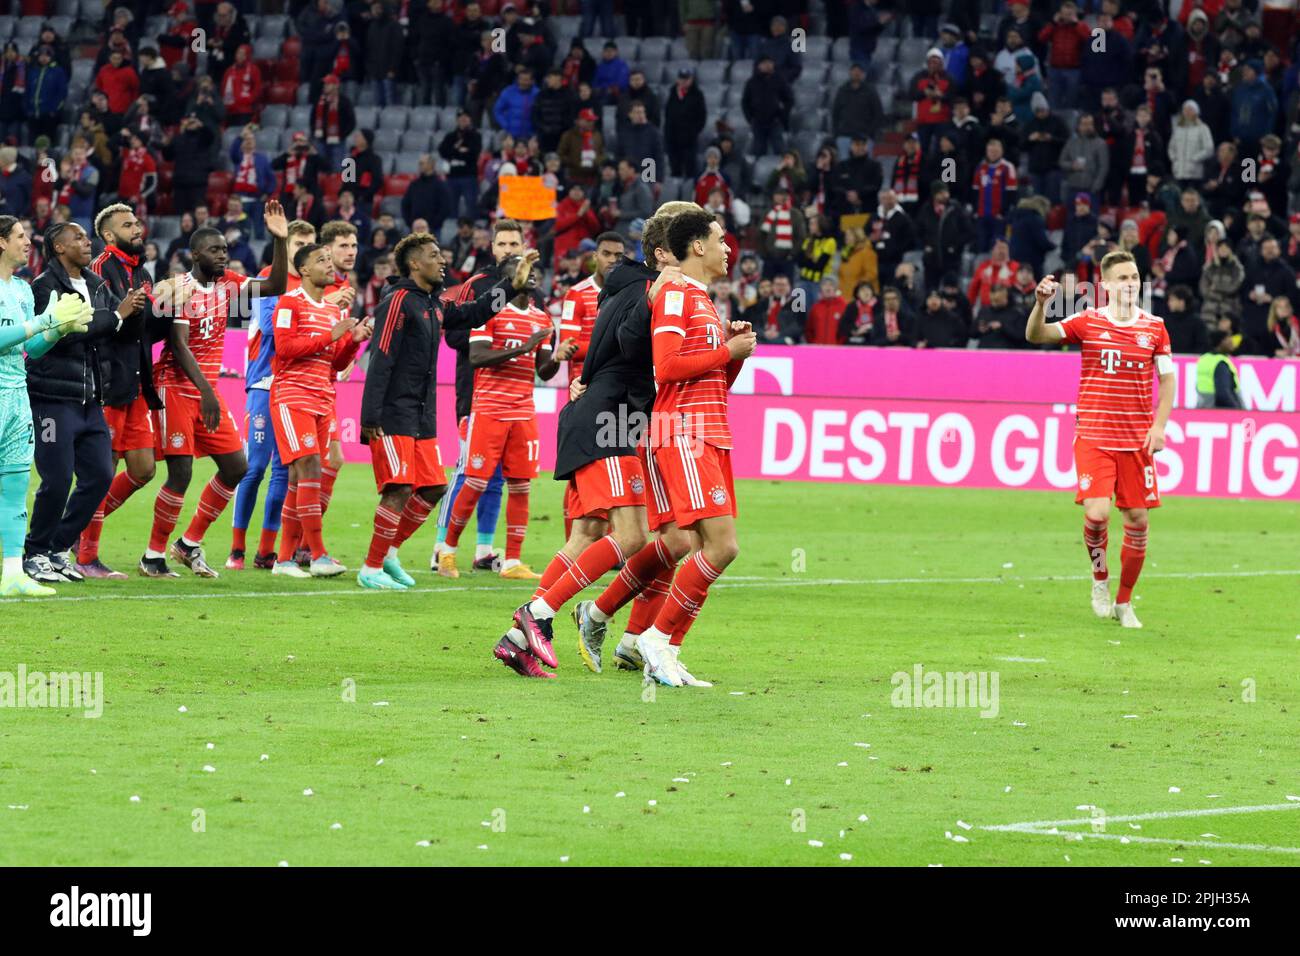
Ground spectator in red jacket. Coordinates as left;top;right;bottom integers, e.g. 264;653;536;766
909;50;954;152
553;183;600;266
117;130;157;209
221;43;262;128
158;2;199;71
967;239;1021;307
806;277;847;344
1037;1;1091;108
94;49;140;115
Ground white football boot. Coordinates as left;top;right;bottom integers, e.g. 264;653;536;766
1091;580;1112;618
1111;602;1142;629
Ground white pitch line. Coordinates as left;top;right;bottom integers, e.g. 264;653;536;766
1;568;1297;605
982;803;1300;855
982;801;1300;831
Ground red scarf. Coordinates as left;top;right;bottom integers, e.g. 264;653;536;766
1131;128;1147;174
332;41;351;78
853;300;876;335
562;57;582;88
223;63;255;108
57;159;85;207
284;150;307;187
234;152;258;193
314;95;341;143
295;193;314;220
882;308;900;338
765;296;783;336
106;244;140;268
892;152;921;203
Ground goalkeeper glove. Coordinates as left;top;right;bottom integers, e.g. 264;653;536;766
49;292;93;336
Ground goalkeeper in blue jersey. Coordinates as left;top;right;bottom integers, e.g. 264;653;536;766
0;216;94;596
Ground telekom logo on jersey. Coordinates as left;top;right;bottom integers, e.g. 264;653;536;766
1098;348;1124;374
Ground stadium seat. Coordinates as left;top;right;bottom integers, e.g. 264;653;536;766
801;36;831;62
378;106;409;130
898;38;931;66
0;18;12;42
407;109;437;131
259;14;289;39
289;105;312;130
273;59;300;84
372;128;402;152
392;152;422;174
296;83;312;104
282;36;302;59
830;36;851;63
71;60;94;86
255;128;281;153
55;0;78;16
668;37;690;61
267;81;297;105
48;15;73;36
437;106;459;131
794;85;821;111
253;38;279;61
695;60;727;86
207;170;233;194
752;155;780;188
580;36;604;60
829;62;853;90
400;130;431;152
378;195;403;218
638;37;670;62
354;106;379;131
701;85;726;112
612;36;640;60
875;38;899;63
148;216;182;241
384;173;415;196
729;60;754;82
17;17;42;39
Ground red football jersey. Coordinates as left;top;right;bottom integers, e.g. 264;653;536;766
559;275;600;379
651;275;733;450
270;288;357;416
155;272;252;399
1059;307;1173;451
469;302;552;419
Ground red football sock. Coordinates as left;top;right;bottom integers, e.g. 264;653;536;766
651;552;723;637
320;465;338;513
393;493;435;549
505;480;530;561
446;477;486;548
231;526;247;553
277;483;300;563
670;591;709;647
1115;523;1147;604
1084;517;1108;582
624;565;674;635
80;470;146;562
148;485;186;554
297;479;324;560
257;526;278;557
365;504;402;569
183;475;236;544
595;537;676;617
541;534;624;612
533;552;574;600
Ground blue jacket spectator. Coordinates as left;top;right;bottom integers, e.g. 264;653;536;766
25;50;67;121
593;43;630;98
1230;61;1278;147
493;71;538;140
938;25;968;87
0;148;32;218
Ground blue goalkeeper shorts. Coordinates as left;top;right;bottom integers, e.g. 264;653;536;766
0;386;34;472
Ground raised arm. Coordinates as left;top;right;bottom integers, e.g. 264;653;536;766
1024;273;1067;344
255;200;290;297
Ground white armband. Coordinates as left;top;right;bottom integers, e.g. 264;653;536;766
1155;354;1174;375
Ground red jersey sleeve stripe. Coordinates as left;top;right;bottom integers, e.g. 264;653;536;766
377;290;407;353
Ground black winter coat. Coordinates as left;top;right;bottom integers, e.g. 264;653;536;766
25;260;123;406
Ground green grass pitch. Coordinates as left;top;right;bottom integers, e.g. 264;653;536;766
1;464;1297;866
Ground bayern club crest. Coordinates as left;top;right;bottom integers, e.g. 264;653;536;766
1079;473;1093;491
709;486;727;506
1135;332;1153;349
630;476;645;496
252;414;266;431
470;454;485;470
170;433;184;448
303;433;317;448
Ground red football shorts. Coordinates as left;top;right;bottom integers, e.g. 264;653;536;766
570;455;645;520
105;394;154;454
1073;436;1161;510
652;435;736;530
370;434;445;491
465;413;539;480
271;403;332;465
639;438;674;532
154;386;243;458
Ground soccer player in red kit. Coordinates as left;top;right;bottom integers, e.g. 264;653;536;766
141;201;290;577
633;208;756;685
1026;249;1175;628
268;242;371;577
439;254;575;581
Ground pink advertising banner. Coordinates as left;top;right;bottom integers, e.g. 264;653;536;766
214;333;1300;500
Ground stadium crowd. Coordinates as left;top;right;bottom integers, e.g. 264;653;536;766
0;0;1298;361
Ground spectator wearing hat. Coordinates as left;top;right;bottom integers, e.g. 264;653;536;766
1037;1;1090;109
743;56;794;157
532;69;577;154
832;63;883;155
557;107;605;188
916;181;972;292
664;67;706;178
593;41;629;99
1198;233;1245;331
963;48;1004;125
273;131;323;203
1169;100;1214;191
938;23;969;86
312;75;355;168
1022;92;1065;204
372;0;414;108
494;67;538;141
438;111;483;220
158;2;198;71
25;46;67;145
220;44;261;129
835;135;883;211
759;16;802;86
1231;60;1277;158
1059;113;1107;211
909;49;954;153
